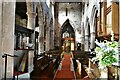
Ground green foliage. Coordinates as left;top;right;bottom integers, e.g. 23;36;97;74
92;40;118;69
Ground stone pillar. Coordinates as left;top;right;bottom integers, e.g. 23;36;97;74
50;25;54;50
85;35;89;51
84;21;89;51
54;3;60;47
0;1;16;79
26;2;37;73
80;23;85;51
26;12;36;30
38;22;44;53
51;4;55;50
38;3;44;54
45;14;50;51
90;12;96;50
90;32;95;50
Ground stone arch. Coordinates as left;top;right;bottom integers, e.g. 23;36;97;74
60;18;76;32
60;19;75;38
60;19;75;51
90;5;98;50
84;17;90;51
69;19;76;31
90;5;97;32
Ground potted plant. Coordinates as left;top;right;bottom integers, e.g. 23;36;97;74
92;39;118;78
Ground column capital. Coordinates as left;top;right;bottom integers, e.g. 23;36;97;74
26;12;37;18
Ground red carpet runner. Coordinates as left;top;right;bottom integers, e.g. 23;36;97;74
54;53;75;79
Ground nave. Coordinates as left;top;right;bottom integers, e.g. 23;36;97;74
0;0;120;80
54;53;75;79
13;50;107;80
30;52;76;80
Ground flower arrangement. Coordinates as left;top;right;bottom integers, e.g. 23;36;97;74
92;40;118;69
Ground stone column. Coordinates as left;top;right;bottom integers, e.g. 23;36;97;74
54;3;60;47
0;1;16;79
51;3;55;50
50;25;54;50
84;20;89;51
80;23;85;51
90;19;95;49
85;34;89;51
38;22;44;53
90;32;95;50
90;13;96;50
26;12;36;30
26;2;37;73
45;14;50;51
38;2;44;54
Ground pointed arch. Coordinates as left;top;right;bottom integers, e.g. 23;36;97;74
84;17;91;51
60;19;75;38
85;17;89;35
60;19;75;51
90;5;98;49
90;5;98;32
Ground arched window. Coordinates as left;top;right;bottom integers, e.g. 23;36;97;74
63;31;70;38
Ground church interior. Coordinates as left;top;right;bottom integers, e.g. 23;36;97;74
0;0;120;80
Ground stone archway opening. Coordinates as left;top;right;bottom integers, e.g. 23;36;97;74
60;19;75;53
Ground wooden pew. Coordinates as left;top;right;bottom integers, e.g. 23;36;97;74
75;59;100;80
75;60;88;79
89;58;100;78
30;55;51;77
30;50;62;79
73;51;115;79
47;50;63;78
83;58;100;79
73;51;90;65
73;51;100;79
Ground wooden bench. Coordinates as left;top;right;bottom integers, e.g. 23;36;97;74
36;56;50;70
75;60;88;79
82;58;100;79
30;55;51;76
30;50;62;79
73;51;100;79
47;50;62;76
73;51;90;65
75;60;99;80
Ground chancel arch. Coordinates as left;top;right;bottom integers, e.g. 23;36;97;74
60;19;75;53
